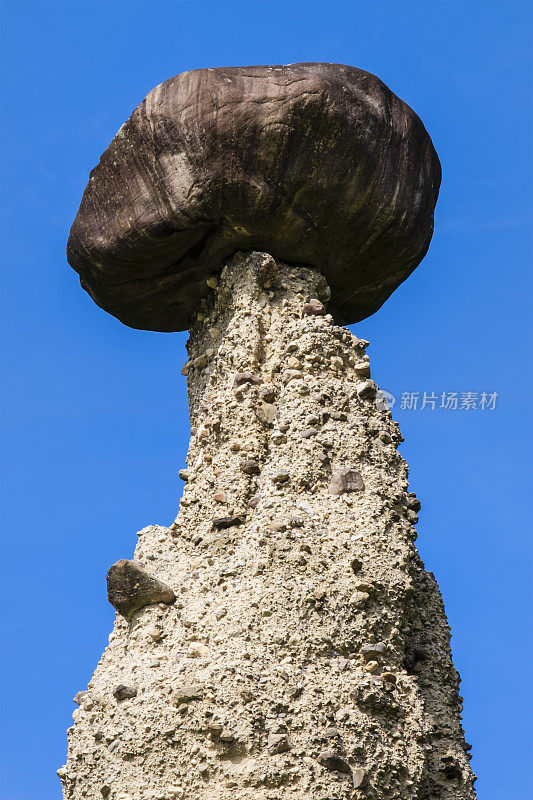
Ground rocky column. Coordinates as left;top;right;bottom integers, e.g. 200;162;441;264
60;252;476;800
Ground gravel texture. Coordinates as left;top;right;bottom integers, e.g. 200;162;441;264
60;252;475;800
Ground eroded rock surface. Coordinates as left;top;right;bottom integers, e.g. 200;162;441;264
61;253;475;800
67;63;440;332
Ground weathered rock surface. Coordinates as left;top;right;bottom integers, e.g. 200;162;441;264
67;63;440;332
106;559;175;621
61;253;475;800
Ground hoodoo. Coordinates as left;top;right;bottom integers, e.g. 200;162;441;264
61;64;475;800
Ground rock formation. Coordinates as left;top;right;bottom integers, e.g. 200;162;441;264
61;64;475;800
66;62;440;332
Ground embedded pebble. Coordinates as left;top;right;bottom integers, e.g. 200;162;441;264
272;469;290;484
317;751;352;774
329;467;365;495
357;379;377;400
303;299;326;316
255;403;277;427
233;372;261;388
173;684;204;704
113;685;137;701
267;733;291;754
241;459;261;475
213;515;246;530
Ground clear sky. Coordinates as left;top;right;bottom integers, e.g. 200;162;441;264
0;2;531;799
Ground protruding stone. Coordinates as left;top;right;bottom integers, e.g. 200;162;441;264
350;557;363;574
268;520;287;532
255;403;277;427
406;493;421;512
303;299;327;316
193;354;208;370
213;515;246;530
178;468;191;482
286;356;302;370
272;469;290;484
73;691;89;706
207;721;223;736
147;626;162;642
267;733;291;754
106;560;175;621
353;360;371;378
113;685;137;701
329;468;365;495
350;590;370;607
173;684;204;705
188;643;208;658
352;768;366;788
354;581;374;594
361;642;386;660
260;384;276;403
241;458;261;475
357;380;377;401
233;372;261;389
317;751;352;774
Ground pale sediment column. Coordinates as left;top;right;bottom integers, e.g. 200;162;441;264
61;252;475;800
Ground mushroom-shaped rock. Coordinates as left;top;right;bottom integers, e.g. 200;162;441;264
67;62;440;331
106;559;175;621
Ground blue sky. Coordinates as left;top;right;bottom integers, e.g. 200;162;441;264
0;2;532;799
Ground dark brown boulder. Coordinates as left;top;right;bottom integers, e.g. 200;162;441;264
106;559;175;621
67;62;440;332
